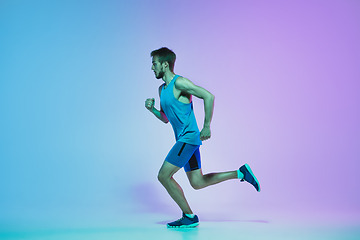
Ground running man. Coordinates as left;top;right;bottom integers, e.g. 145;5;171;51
145;47;260;228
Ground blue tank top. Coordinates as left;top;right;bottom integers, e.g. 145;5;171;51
160;75;202;145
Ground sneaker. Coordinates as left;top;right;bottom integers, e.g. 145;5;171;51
167;213;199;228
239;163;261;192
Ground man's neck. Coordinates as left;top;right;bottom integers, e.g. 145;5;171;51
163;71;176;86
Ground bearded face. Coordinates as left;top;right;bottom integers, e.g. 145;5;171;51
152;56;166;79
155;68;165;79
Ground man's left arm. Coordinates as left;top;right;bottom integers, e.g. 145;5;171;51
175;77;215;141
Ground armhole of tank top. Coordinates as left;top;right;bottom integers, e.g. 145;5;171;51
173;75;180;85
172;75;180;97
159;83;165;97
173;75;192;104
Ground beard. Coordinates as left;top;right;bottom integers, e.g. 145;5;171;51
155;70;165;79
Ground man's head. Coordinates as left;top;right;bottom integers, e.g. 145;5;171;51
151;47;176;79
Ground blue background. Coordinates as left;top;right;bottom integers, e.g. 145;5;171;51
1;0;360;230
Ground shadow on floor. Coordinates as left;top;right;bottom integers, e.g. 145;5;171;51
156;219;269;224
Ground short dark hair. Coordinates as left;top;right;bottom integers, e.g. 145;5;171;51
151;47;176;72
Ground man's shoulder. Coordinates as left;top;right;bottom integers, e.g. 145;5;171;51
158;83;165;89
175;76;190;87
158;83;165;96
175;75;187;82
175;76;194;90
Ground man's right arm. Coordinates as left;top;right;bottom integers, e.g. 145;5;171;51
149;104;169;123
145;85;169;123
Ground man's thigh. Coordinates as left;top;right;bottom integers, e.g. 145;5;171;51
158;160;181;179
165;141;200;169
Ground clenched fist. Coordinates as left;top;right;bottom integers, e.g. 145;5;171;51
145;98;155;111
200;126;211;141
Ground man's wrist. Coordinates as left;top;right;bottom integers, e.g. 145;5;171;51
203;123;211;128
152;107;160;115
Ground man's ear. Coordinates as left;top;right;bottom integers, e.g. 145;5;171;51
162;61;169;69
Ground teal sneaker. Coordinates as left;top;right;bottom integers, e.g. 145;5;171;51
167;213;199;228
240;163;261;192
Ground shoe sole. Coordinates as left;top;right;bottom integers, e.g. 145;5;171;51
167;222;199;228
244;163;261;192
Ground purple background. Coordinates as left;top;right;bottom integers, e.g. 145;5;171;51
0;0;359;228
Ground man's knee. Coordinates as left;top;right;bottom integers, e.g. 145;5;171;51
157;171;170;185
157;172;165;184
190;180;203;190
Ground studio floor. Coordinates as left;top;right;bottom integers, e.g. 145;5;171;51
1;213;359;240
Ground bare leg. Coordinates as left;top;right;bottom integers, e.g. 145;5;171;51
158;161;193;214
186;169;239;190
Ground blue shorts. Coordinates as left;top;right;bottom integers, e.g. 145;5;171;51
165;141;201;172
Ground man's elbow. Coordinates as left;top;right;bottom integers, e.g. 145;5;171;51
208;93;215;102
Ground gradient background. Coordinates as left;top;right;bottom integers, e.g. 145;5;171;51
1;0;360;231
